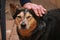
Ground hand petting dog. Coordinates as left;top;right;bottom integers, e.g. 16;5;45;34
23;3;47;16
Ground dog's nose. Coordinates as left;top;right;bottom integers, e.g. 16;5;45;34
21;22;26;29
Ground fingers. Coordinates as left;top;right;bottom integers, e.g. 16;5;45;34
31;4;39;16
33;9;39;16
23;3;47;17
36;5;43;16
36;5;47;16
39;5;46;14
32;5;46;16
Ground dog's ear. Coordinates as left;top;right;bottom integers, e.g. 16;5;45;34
10;3;19;17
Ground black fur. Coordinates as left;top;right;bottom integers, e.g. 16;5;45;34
14;9;60;40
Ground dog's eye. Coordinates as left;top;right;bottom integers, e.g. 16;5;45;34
27;16;31;19
17;16;21;18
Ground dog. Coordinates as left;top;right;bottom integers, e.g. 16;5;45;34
10;4;60;40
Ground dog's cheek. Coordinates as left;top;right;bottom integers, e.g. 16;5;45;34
31;18;37;27
29;18;36;24
27;18;32;28
14;18;21;26
29;18;37;30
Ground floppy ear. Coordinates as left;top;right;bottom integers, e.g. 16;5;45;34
10;3;19;17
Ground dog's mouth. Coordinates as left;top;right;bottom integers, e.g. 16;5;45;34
21;23;26;29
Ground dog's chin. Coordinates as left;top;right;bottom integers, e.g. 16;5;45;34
18;26;30;30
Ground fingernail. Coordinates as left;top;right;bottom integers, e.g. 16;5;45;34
37;14;39;16
42;12;45;14
40;15;43;17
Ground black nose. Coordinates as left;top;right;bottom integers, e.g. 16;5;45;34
21;23;26;29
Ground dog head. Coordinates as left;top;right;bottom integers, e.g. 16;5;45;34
14;9;38;29
10;3;38;37
14;9;39;37
10;4;47;37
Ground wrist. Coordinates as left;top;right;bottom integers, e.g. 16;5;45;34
23;2;32;7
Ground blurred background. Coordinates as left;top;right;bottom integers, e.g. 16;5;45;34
0;0;60;40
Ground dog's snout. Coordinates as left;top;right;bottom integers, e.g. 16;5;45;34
21;22;26;29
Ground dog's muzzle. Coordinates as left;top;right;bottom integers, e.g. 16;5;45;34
21;22;26;29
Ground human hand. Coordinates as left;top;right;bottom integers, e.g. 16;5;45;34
23;3;47;16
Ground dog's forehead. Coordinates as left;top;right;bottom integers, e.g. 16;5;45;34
17;11;32;16
25;12;32;16
17;11;24;16
13;9;38;19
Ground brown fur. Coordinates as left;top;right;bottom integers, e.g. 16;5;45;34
15;11;37;37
